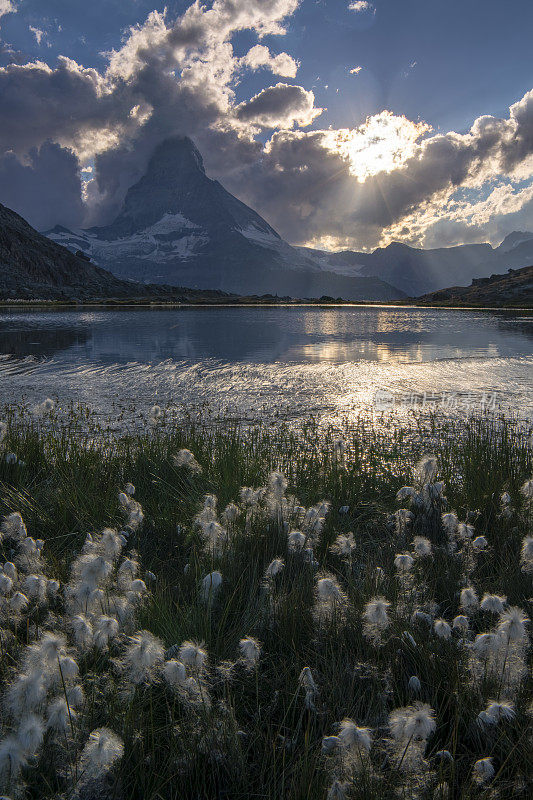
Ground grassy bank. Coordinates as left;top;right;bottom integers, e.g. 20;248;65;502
0;407;531;799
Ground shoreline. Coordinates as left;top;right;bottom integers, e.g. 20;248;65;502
1;301;532;311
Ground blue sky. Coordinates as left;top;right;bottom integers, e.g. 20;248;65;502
1;0;533;249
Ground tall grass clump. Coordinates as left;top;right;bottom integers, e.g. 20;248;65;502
0;403;531;799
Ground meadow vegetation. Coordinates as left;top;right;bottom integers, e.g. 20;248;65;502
0;403;531;800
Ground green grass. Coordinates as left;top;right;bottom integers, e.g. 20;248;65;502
0;406;531;800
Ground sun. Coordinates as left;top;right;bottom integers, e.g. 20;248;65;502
324;110;431;181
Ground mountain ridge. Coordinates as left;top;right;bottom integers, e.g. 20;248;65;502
45;136;533;298
45;137;406;301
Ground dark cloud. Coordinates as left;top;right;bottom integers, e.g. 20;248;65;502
0;141;84;229
235;83;320;127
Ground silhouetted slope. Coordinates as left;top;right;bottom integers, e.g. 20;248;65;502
416;265;533;306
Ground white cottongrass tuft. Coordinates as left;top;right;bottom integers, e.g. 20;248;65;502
239;636;261;669
267;471;288;500
17;714;44;754
93;616;119;650
497;606;529;642
480;593;506;613
408;675;421;694
239;486;263;508
393;509;414;535
362;597;391;643
412;536;431;557
287;530;307;552
477;700;515;726
163;659;187;689
389;702;436;742
472;632;502;657
3;561;17;580
72;615;94;649
434;619;452;640
520;477;533;501
47;697;75;734
472;756;495;783
264;557;284;578
199;521;227;555
326;780;350;800
7;671;46;717
520;535;533;572
1;511;27;542
441;512;458;536
472;535;488;550
79;728;124;781
178;640;207;671
330;532;356;557
121;631;165;684
316;575;346;603
174;448;202;473
456;522;475;540
315;575;348;621
394;553;414;572
149;404;162;425
222;502;240;523
460;586;479;612
414;454;438;485
200;570;222;603
396;486;416;501
338;718;372;751
363;597;390;631
33;398;54;416
322;735;341;754
0;735;27;780
299;666;318;711
452;615;469;631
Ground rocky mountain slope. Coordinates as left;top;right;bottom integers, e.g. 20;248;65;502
0;203;233;302
416;264;533;306
45;138;405;302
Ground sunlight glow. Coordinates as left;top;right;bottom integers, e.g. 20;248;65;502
324;111;431;181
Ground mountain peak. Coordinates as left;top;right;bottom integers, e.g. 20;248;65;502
147;136;205;178
497;231;533;253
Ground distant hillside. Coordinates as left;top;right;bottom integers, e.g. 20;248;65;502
298;232;533;297
416;265;533;307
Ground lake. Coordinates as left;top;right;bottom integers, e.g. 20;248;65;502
0;305;531;425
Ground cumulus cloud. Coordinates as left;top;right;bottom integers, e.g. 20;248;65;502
348;1;375;14
29;26;45;45
236;83;322;128
0;0;16;21
239;44;298;78
0;141;84;229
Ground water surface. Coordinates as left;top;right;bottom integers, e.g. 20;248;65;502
0;306;531;425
